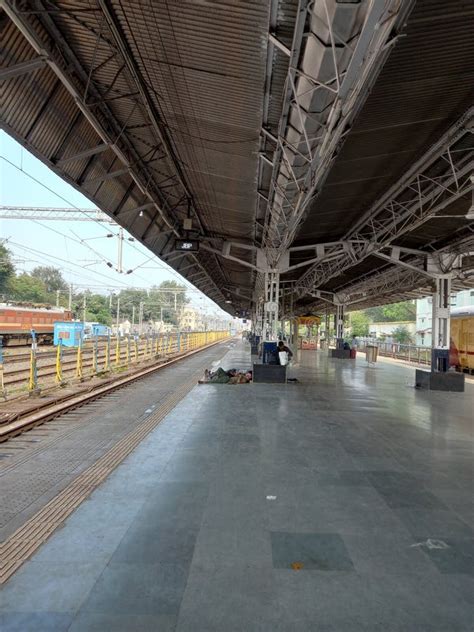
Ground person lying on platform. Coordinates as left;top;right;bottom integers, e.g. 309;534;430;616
201;368;236;383
199;368;252;384
228;371;252;384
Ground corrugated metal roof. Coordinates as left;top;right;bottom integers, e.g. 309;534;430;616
1;0;473;313
296;0;474;249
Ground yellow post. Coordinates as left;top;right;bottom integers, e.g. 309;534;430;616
126;335;130;366
76;342;83;379
28;348;36;391
55;339;63;383
115;335;120;367
104;338;110;372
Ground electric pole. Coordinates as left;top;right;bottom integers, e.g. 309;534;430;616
56;289;60;307
82;294;86;324
116;297;120;332
68;284;73;311
117;227;124;274
132;304;135;332
139;301;144;334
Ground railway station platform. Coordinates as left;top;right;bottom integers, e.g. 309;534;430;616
1;340;473;631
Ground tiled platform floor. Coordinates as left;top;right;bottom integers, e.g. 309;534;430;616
1;341;473;631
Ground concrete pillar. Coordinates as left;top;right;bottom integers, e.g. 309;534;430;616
263;271;280;341
335;303;345;349
431;276;451;372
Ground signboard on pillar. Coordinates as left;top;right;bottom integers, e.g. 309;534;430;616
264;301;278;313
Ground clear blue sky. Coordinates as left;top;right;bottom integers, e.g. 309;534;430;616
0;131;230;319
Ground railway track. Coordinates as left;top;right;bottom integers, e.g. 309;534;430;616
3;349;158;387
1;339;189;391
0;337;230;442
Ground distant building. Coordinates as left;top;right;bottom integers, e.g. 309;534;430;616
153;320;174;333
369;321;416;342
178;307;204;331
415;289;474;346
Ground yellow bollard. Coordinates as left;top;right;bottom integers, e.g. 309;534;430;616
28;348;37;391
55;339;63;384
115;335;120;367
104;338;110;372
126;336;131;366
76;343;83;379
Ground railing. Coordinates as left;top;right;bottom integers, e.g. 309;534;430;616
2;330;230;398
352;338;431;366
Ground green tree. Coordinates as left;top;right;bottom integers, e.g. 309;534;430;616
0;242;15;296
74;291;112;325
382;301;416;322
350;311;370;337
391;326;413;345
116;288;148;320
147;281;189;325
365;301;415;322
31;266;67;294
8;273;48;302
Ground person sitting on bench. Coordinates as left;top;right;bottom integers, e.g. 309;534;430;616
277;341;293;365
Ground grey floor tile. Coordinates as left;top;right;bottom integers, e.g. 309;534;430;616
271;531;354;571
33;524;128;563
80;562;189;616
273;569;473;629
395;508;473;539
342;533;437;575
0;562;104;613
0;612;73;632
159;453;217;482
192;525;272;568
176;563;277;632
416;537;474;575
110;525;199;564
68;612;177;631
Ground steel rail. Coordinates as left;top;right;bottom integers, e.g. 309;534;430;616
0;337;230;442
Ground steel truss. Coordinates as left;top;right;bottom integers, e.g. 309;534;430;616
259;0;411;266
0;206;114;223
293;235;474;317
294;108;474;297
1;0;228;307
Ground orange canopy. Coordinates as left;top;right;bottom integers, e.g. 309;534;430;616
297;316;321;325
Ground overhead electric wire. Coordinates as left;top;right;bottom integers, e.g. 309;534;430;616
0;153;205;290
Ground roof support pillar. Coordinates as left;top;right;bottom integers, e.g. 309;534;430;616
263;270;280;342
431;276;452;372
334;300;346;349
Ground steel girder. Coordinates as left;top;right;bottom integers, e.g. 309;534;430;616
294;107;474;298
259;0;412;266
0;205;114;222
